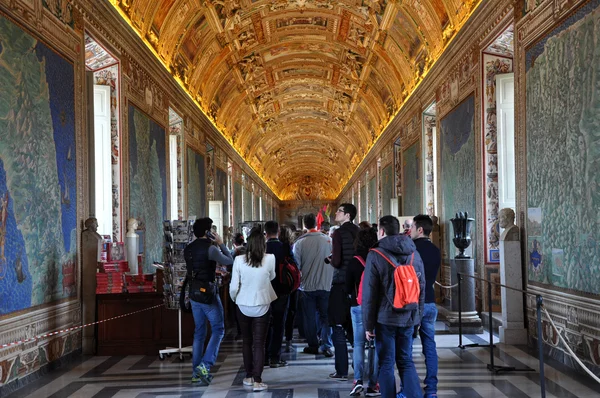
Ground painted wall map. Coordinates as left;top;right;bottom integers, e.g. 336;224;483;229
215;167;228;227
128;104;166;273
403;141;422;216
234;181;242;229
360;184;367;222
187;147;206;219
526;2;600;294
243;188;252;221
0;15;77;315
381;164;393;216
440;95;476;259
369;177;377;224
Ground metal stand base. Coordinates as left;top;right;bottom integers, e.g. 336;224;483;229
459;342;495;349
159;309;192;361
487;364;534;374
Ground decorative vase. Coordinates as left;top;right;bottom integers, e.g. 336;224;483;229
450;212;475;259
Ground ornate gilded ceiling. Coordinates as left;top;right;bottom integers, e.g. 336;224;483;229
109;0;479;200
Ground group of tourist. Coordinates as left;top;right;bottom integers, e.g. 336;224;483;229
183;205;441;398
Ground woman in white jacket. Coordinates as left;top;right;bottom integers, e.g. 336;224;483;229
230;228;277;392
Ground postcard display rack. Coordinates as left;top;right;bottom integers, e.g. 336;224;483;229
159;219;194;361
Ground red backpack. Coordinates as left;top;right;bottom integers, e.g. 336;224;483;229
370;249;420;311
277;256;301;295
354;256;367;306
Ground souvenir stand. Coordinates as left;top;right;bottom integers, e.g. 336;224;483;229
158;219;194;361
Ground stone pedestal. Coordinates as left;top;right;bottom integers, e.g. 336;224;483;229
499;240;527;344
126;235;139;275
444;258;482;333
82;229;101;355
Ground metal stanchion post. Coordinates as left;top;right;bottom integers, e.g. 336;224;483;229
537;295;546;398
487;280;495;369
458;273;463;348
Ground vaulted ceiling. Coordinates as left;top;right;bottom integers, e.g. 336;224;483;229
109;0;479;200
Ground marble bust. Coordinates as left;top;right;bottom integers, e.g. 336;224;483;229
499;208;519;241
126;218;139;238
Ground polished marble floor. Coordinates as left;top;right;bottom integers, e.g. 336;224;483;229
6;328;600;398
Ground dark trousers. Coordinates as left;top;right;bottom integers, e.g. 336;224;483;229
329;284;352;376
237;306;270;383
285;290;299;341
265;294;289;361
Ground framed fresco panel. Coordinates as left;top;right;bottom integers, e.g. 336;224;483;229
128;104;167;273
186;146;206;219
360;184;367;222
215;167;228;227
381;164;393;216
525;1;600;295
0;15;77;315
402;141;422;217
234;181;242;230
369;177;377;224
440;94;476;260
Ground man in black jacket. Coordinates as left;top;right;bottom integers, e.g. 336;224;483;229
410;215;441;398
184;218;233;385
362;215;425;398
328;203;360;380
264;220;290;368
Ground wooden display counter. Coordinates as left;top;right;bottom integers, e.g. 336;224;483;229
96;287;233;356
96;292;195;356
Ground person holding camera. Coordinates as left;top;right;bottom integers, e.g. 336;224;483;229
184;218;233;386
230;228;278;392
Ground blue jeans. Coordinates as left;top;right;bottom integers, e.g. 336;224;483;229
419;303;438;395
351;306;378;387
299;290;332;350
376;323;421;398
191;295;225;374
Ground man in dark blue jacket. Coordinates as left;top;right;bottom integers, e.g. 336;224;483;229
410;215;441;398
362;215;425;398
264;220;290;368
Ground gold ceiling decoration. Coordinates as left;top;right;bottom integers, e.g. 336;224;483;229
109;0;479;200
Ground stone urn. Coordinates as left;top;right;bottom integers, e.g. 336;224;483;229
450;212;475;258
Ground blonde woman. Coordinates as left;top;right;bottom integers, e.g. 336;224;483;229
230;228;277;392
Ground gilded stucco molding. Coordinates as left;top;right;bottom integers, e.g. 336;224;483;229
338;0;514;202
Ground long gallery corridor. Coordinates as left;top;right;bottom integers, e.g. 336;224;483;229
2;0;600;397
6;329;600;398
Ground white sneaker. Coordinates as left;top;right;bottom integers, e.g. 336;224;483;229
253;382;268;392
243;377;253;386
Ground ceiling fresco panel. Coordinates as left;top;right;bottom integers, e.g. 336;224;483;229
109;0;479;200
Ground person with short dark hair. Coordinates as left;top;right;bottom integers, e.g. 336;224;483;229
293;213;333;356
362;215;425;398
184;218;233;385
281;225;300;351
231;232;246;257
346;228;380;396
409;215;441;398
230;229;277;392
328;203;360;380
359;221;372;230
321;221;331;234
263;220;290;368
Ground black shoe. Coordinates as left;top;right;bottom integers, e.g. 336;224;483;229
270;359;288;368
321;348;334;357
263;358;270;367
329;372;348;381
350;381;364;396
303;346;319;354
